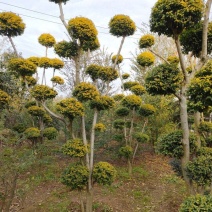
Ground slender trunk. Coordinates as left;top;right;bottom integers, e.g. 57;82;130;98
128;158;132;176
179;87;193;193
129;108;135;147
41;68;46;85
58;2;68;30
194;112;201;148
8;36;18;57
201;0;212;62
86;187;93;212
82;116;90;169
112;36;125;69
68;120;75;139
74;55;81;86
132;119;148;162
79;190;85;212
124;118;127;145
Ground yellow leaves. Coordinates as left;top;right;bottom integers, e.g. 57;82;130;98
139;34;155;49
0;89;10;107
38;33;56;48
109;14;136;37
0;12;25;37
51;76;64;85
137;51;155;67
68;17;98;44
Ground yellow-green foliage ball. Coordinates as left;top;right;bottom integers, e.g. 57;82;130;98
56;98;84;120
73;82;99;102
38;33;56;48
137;51;155;67
115;107;130;117
0;12;25;37
94;123;106;132
86;64;102;81
167;56;179;65
130;84;146;96
122;94;142;110
25;76;37;86
113;119;125;130
31;85;58;101
43;127;58;140
27;106;45;116
8;58;37;77
51;76;64;85
109;14;136;37
112;94;125;101
93;161;117;185
122;73;130;80
68;17;98;43
0;89;10;107
38;57;52;68
62;138;88;158
25;100;36;109
119;145;133;159
24;127;40;139
50;58;64;69
138;104;156;117
54;40;78;58
27;56;40;66
112;54;123;64
98;66;118;82
133;132;149;143
82;37;100;52
123;81;139;90
139;34;155;49
198;122;212;133
90;95;115;111
61;164;89;190
43;113;53;124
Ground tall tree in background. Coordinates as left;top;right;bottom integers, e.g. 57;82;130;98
144;0;212;193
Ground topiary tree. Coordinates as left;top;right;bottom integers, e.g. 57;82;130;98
24;127;40;146
43;127;58;140
137;51;155;67
0;12;25;55
147;1;211;194
93;162;117;185
0;89;10;110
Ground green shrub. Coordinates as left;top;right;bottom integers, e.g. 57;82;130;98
113;134;124;142
197;147;212;157
94;123;106;132
27;106;45;116
93;162;117;185
133;133;149;143
118;145;133;159
123;81;139;90
198;122;212;133
43;127;58;140
186;155;212;186
179;194;212;212
156;130;197;159
115;107;130;117
122;94;142;110
61;164;89;190
130;85;146;96
138;104;156;117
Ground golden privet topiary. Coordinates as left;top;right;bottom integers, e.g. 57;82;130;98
0;89;10;107
8;58;37;77
0;12;25;37
38;33;56;48
122;94;142;110
112;54;123;64
73;82;99;102
51;76;64;85
31;85;58;101
137;51;155;67
50;58;64;70
56;98;84;120
68;17;98;43
139;34;155;49
109;14;136;37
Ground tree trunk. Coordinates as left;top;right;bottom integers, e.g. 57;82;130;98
128;158;132;176
8;36;18;57
194;112;201;148
86;187;93;212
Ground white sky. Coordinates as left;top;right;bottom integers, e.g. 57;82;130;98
0;0;157;61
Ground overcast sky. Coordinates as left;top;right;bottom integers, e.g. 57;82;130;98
0;0;157;61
